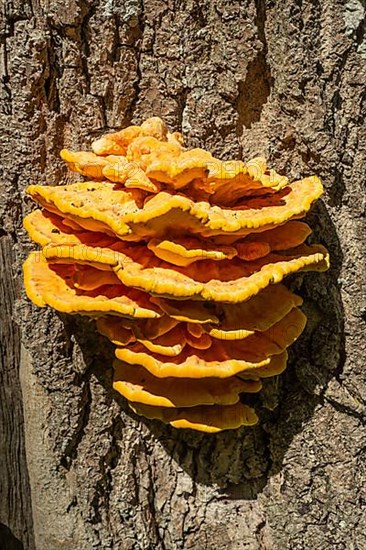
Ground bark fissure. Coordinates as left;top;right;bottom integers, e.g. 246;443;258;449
236;0;273;136
59;379;92;470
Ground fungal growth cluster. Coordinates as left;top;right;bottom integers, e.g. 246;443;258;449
23;117;329;433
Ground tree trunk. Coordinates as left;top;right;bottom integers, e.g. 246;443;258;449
1;0;365;548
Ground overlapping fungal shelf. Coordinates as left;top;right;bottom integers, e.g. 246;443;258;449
23;117;329;433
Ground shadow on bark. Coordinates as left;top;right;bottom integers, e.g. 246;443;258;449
0;523;24;550
63;200;344;499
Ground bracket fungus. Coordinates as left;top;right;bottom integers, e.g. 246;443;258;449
23;117;329;433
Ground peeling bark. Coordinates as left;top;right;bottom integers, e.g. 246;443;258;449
1;0;365;549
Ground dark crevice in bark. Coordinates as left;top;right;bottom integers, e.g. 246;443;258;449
111;15;121;63
1;36;12;115
0;523;24;550
236;57;271;131
106;416;124;469
176;87;188;131
236;0;273;149
0;3;22;117
355;6;365;46
126;0;145;123
59;379;92;470
1;0;33;38
97;94;108;129
145;442;165;548
44;34;61;113
236;0;273;160
80;5;96;96
1;2;33;123
323;395;366;424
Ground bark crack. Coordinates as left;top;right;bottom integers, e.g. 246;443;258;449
236;0;273;145
59;378;92;470
126;0;145;122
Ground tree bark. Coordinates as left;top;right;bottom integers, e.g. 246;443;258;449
1;0;365;548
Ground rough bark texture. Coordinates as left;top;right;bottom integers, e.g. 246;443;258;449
1;0;365;549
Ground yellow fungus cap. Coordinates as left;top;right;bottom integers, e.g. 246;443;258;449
23;252;162;319
129;402;259;432
113;361;262;408
26;176;323;241
41;240;329;302
115;345;288;379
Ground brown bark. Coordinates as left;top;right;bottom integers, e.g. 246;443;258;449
1;0;365;548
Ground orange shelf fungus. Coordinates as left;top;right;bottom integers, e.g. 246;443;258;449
23;117;329;433
113;361;262;408
26;176;323;241
40;240;328;302
23;253;162;318
129;402;259;432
